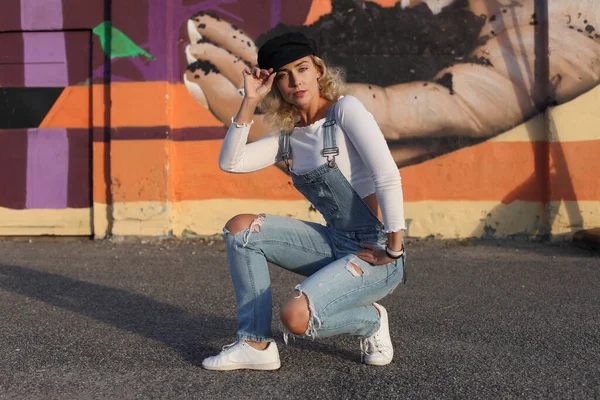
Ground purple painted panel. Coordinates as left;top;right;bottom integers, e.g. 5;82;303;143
26;128;69;209
270;0;282;29
23;32;68;87
20;0;64;30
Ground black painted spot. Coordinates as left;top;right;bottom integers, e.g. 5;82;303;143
198;23;206;29
233;35;237;39
205;12;221;21
491;30;496;35
195;18;199;22
194;74;199;79
372;94;376;99
530;13;538;25
489;15;496;22
187;60;220;75
503;9;507;13
584;19;588;23
569;25;574;29
467;56;493;67
585;24;595;33
246;41;251;47
423;83;428;86
197;37;218;46
192;11;205;18
435;72;454;95
368;85;372;89
0;87;65;129
596;33;600;39
232;24;239;31
577;29;583;33
254;0;486;87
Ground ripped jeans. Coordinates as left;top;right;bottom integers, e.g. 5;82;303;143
224;214;406;343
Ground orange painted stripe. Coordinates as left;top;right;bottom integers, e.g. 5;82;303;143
170;83;223;129
305;0;399;25
93;140;169;203
93;142;109;203
171;140;303;202
110;140;169;202
170;140;600;203
304;0;332;25
401;141;547;202
40;83;222;129
92;139;600;204
549;141;600;201
172;140;545;202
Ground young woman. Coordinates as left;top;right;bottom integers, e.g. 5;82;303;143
202;32;407;371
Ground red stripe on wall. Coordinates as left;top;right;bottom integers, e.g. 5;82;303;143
0;32;25;87
0;130;28;209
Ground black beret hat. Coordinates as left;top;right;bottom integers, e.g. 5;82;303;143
257;32;318;71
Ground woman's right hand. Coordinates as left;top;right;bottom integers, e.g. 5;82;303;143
243;67;276;104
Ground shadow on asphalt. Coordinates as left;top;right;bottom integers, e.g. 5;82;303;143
0;263;235;366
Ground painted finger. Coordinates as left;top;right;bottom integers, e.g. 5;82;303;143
184;64;269;142
380;80;483;140
186;42;246;90
473;0;600;39
471;11;600;104
188;12;258;66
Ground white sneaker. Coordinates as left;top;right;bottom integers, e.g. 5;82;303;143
202;340;281;371
360;303;393;366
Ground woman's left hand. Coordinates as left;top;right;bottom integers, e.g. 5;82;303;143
356;243;394;266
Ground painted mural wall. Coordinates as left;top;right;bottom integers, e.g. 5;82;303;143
0;0;598;239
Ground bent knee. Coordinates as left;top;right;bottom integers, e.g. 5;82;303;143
280;293;310;335
224;214;261;235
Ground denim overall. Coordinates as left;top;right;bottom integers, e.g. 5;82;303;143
224;105;406;343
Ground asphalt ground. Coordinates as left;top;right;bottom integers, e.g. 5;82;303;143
0;237;599;399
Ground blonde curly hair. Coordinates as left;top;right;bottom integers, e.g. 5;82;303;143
259;56;350;134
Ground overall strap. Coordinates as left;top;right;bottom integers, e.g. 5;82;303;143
279;131;291;170
322;105;339;167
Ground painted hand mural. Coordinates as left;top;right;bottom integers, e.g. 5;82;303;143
183;0;600;167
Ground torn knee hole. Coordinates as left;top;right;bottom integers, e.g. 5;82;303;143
346;261;364;276
282;285;322;344
241;214;266;246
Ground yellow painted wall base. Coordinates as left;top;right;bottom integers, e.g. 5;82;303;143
90;199;600;240
171;199;325;237
93;202;171;237
549;201;600;238
168;199;546;239
0;207;92;236
405;201;546;238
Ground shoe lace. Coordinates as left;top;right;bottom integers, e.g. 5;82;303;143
221;341;244;354
360;332;390;361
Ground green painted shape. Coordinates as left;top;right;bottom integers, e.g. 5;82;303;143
92;21;155;60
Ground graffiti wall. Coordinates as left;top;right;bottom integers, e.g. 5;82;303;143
1;0;598;239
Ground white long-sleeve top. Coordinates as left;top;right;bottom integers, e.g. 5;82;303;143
219;95;406;232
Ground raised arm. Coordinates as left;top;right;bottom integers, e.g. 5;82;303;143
218;67;280;173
